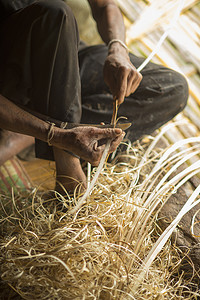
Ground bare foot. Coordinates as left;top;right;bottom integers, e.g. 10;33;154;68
53;147;86;195
0;129;34;165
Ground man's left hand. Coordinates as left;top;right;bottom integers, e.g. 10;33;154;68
103;47;142;105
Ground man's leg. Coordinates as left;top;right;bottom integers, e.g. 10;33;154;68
29;0;87;193
79;45;188;142
53;148;86;195
0;0;86;193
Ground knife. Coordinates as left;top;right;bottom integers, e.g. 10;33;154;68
59;122;132;130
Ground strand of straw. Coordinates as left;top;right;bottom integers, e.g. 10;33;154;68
69;0;185;215
69;143;110;214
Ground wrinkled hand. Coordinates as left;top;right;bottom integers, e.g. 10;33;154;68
103;48;142;105
62;126;125;166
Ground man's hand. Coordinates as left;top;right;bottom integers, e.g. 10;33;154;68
103;45;142;105
57;126;125;166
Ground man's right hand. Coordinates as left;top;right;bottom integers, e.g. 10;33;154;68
54;126;125;166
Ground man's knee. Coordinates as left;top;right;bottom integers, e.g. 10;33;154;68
34;0;74;22
29;0;78;45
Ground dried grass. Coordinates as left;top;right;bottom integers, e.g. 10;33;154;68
1;127;200;299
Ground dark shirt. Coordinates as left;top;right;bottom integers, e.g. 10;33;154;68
0;0;35;22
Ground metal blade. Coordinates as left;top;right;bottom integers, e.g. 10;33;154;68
63;122;132;130
116;123;132;130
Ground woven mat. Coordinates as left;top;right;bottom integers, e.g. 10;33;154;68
0;156;32;195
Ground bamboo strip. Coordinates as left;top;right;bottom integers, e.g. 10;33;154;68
187;96;200;119
125;0;198;41
167;30;200;70
191;3;200;18
184;106;200;129
163;124;200;164
180;14;200;41
174;114;200;138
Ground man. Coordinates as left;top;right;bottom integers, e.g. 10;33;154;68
0;0;188;193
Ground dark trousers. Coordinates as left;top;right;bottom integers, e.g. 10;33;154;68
0;0;189;160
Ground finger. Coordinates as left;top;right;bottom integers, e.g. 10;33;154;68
126;70;137;96
88;155;101;166
115;68;129;105
109;131;125;151
88;127;122;139
93;140;98;151
93;138;111;152
90;131;125;165
89;145;105;166
90;159;101;167
129;72;143;95
96;128;123;140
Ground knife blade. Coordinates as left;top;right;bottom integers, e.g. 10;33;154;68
60;122;132;130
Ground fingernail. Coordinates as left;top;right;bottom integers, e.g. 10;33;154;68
93;141;98;150
115;128;122;134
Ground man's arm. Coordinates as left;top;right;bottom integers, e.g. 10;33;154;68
88;0;126;43
0;94;49;142
88;0;142;105
0;94;124;165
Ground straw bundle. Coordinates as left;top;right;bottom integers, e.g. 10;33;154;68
1;126;200;299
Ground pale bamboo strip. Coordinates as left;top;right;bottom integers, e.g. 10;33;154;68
155;32;187;65
116;0;143;21
137;35;184;71
181;0;200;11
184;106;200;129
167;29;200;70
164;124;198;150
181;180;197;197
148;0;198;11
191;3;200;18
191;72;200;87
128;41;149;58
162;125;199;165
181;64;197;77
174;114;200;138
180;14;200;41
187;80;200;106
187;96;200;119
126;0;198;41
